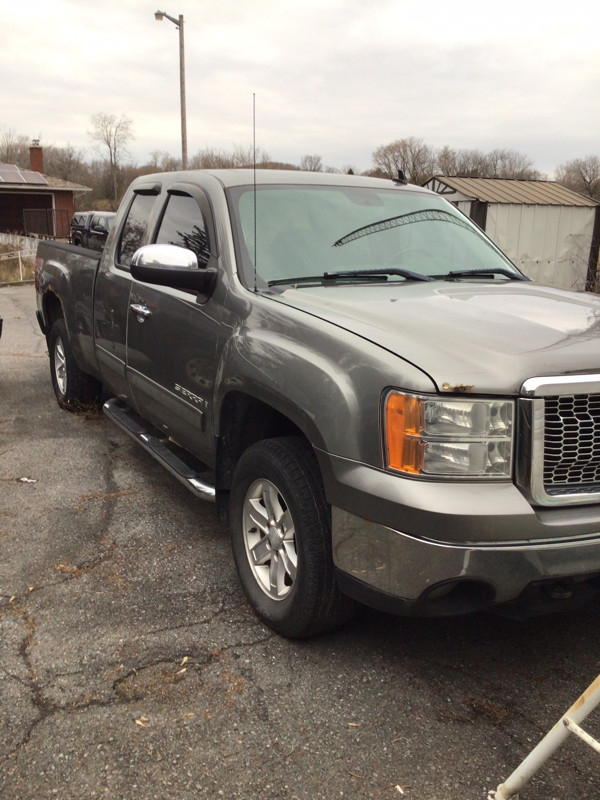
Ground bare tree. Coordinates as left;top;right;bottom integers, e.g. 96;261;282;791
372;137;436;184
435;145;460;176
555;155;600;200
189;147;232;169
189;145;271;170
376;139;539;182
89;113;134;207
299;154;323;172
44;144;89;184
436;146;491;177
455;148;490;177
0;126;30;166
486;148;538;179
231;143;271;167
149;149;182;171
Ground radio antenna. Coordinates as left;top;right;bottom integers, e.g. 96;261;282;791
253;92;257;293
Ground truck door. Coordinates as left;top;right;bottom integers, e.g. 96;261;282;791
93;185;161;400
125;186;221;465
88;214;109;252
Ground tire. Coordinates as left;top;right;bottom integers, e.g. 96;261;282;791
229;436;355;638
48;319;101;411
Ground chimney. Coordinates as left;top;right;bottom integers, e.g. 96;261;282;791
29;139;44;173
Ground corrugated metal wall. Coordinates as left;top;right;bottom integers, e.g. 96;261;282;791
484;204;596;290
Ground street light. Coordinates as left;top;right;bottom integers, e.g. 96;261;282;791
155;9;188;169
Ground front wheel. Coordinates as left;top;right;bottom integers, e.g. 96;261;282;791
48;319;101;411
229;437;355;638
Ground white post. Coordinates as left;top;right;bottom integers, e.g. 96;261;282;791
490;674;600;800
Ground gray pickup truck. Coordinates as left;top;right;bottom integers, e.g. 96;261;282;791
35;169;600;637
70;210;116;251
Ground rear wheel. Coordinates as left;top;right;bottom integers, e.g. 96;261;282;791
48;319;101;411
230;436;355;637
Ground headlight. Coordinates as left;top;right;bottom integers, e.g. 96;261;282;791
384;391;514;478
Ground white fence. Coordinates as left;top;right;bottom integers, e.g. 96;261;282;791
0;248;37;282
0;232;39;250
0;234;37;283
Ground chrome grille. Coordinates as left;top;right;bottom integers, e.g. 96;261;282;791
544;394;600;492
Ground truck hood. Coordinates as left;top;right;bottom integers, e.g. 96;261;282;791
272;281;600;395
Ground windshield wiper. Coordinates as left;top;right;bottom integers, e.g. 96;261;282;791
326;268;434;282
268;268;434;287
332;209;472;247
443;268;529;281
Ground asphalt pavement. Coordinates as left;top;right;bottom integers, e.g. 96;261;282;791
1;284;599;800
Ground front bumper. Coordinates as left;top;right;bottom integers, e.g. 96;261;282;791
321;454;600;615
332;507;600;614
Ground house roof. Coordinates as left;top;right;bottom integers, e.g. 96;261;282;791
0;163;90;193
426;176;598;207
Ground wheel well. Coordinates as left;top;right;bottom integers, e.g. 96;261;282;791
216;392;305;494
43;292;64;335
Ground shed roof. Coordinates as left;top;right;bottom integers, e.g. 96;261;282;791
427;176;598;207
0;163;90;193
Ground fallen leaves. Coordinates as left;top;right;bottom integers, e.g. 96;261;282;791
462;695;509;723
80;489;138;501
55;561;82;576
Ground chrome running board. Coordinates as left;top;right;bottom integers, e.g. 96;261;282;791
103;397;216;503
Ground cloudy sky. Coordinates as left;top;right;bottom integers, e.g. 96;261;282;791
3;0;599;176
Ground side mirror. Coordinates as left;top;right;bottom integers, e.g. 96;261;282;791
130;244;217;293
92;224;108;234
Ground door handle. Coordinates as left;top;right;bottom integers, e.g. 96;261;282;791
130;303;152;321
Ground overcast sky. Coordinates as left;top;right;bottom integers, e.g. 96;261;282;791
3;0;599;176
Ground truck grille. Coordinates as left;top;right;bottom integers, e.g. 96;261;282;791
519;375;600;506
544;394;600;493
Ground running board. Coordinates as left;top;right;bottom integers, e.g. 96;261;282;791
103;398;216;503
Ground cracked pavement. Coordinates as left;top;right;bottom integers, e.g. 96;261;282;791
1;284;599;800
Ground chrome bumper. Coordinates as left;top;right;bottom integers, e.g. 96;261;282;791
332;507;600;605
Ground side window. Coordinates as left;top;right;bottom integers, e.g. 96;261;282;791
118;193;157;268
156;193;211;266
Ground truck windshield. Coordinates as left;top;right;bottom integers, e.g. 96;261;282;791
228;184;523;289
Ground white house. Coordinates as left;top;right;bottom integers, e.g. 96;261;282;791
423;176;600;291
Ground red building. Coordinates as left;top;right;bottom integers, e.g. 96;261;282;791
0;142;90;238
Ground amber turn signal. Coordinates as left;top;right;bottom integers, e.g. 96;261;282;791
385;393;423;473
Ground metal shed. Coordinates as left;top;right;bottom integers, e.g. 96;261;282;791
424;176;600;291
